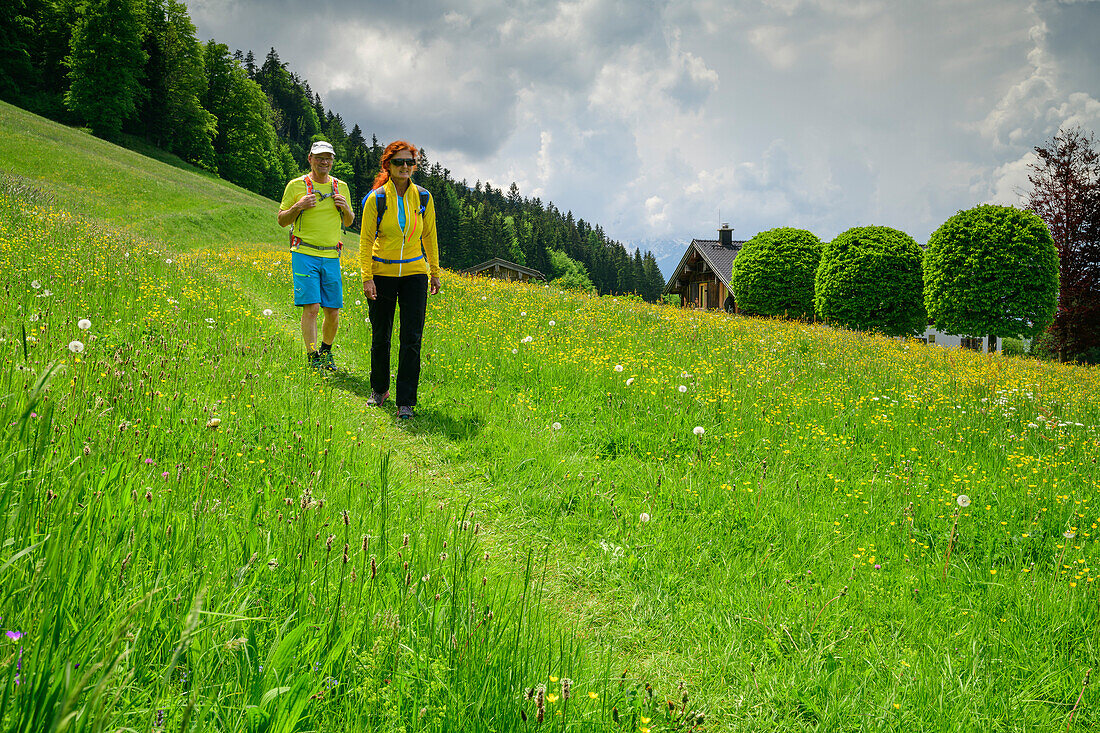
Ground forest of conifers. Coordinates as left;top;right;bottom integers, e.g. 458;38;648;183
0;0;666;299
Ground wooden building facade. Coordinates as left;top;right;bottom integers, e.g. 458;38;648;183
461;258;546;283
663;225;744;311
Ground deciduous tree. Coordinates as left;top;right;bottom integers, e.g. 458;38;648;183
731;227;822;318
815;226;926;336
65;0;147;139
1027;127;1100;362
924;205;1058;342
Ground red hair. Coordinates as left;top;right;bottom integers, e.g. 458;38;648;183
372;140;419;190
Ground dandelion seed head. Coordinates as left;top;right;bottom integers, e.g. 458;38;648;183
626;377;635;386
614;364;624;372
77;318;91;330
551;422;562;431
956;495;971;508
678;385;688;393
640;512;650;523
262;309;273;316
68;340;84;353
693;426;705;436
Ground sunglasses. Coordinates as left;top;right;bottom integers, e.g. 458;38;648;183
390;158;416;167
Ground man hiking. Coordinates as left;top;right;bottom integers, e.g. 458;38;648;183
278;141;355;370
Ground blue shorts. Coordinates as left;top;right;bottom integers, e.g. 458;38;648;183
292;251;343;308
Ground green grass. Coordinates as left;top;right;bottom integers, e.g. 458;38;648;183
2;99;1100;731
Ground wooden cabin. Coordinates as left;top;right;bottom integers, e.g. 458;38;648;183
461;258;546;283
663;224;744;311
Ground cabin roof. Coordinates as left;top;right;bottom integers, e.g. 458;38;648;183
461;258;546;280
663;239;746;294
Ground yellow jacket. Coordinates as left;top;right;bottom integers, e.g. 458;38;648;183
359;180;440;280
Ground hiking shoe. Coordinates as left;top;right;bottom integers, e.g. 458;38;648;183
307;351;323;370
318;350;337;372
397;405;415;420
367;390;389;407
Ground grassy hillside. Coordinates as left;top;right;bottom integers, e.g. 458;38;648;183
2;99;1100;731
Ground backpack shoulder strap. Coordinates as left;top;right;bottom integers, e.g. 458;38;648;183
415;185;430;215
359;186;386;242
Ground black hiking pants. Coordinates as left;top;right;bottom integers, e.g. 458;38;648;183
368;274;428;407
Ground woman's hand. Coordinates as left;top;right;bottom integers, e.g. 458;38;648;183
430;276;441;296
364;280;377;300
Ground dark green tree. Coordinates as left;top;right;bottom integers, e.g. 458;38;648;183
924;204;1059;342
814;226;926;336
0;0;36;102
730;227;822;318
202;40;285;195
137;0;215;168
66;0;148;139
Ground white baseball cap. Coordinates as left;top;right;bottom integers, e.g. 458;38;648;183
310;141;335;156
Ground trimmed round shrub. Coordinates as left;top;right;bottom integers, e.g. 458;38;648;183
924;205;1058;340
730;227;822;318
814;226;927;337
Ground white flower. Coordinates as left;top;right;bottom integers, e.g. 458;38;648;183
481;296;487;301
29;314;39;322
165;259;173;264
68;340;84;353
1064;530;1076;539
511;348;518;354
77;318;91;330
678;385;688;393
205;318;215;323
39;290;52;297
520;311;527;316
956;495;971;508
355;300;362;306
31;280;41;289
124;252;130;258
549;320;556;326
639;512;650;523
614;364;624;372
625;377;635;386
693;426;705;436
551;422;562;431
262;309;273;317
522;336;533;343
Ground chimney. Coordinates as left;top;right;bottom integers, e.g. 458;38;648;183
718;223;733;247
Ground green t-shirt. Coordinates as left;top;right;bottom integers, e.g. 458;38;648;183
280;175;345;259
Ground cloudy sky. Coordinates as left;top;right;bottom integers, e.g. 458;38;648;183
188;0;1100;273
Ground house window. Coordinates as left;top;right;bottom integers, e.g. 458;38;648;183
928;333;936;344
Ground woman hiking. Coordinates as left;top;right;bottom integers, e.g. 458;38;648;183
360;140;441;420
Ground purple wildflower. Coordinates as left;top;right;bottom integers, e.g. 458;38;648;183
5;631;24;641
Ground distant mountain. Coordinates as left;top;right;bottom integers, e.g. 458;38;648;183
627;236;692;278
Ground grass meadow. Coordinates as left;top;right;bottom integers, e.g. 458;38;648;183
2;100;1100;731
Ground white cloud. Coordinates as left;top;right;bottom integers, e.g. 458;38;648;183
748;26;798;70
188;0;1100;271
